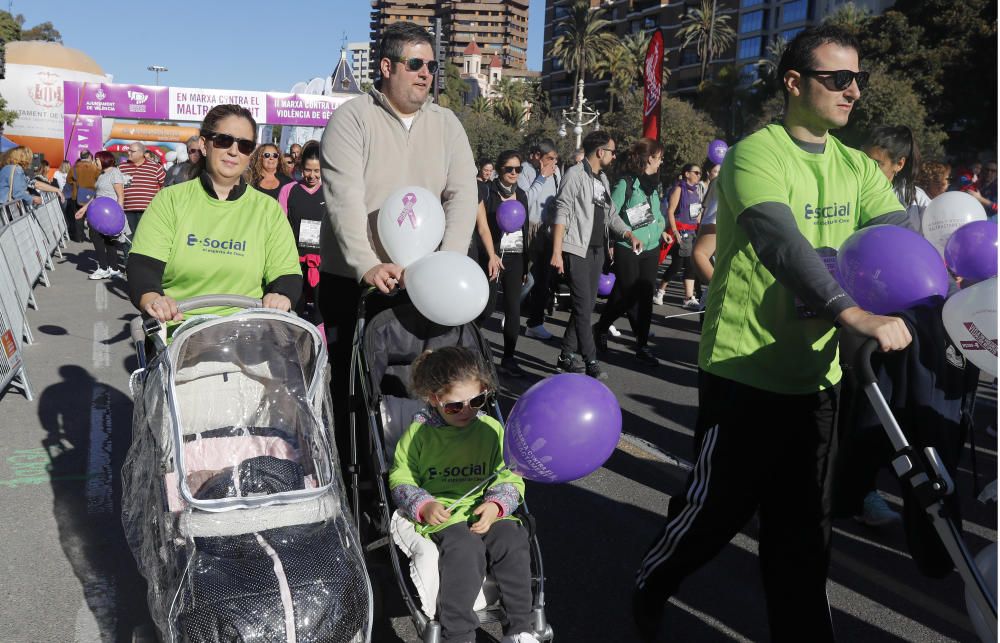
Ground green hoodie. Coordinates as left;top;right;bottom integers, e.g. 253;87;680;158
611;176;665;252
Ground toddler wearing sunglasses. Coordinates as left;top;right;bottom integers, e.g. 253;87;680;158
390;346;537;643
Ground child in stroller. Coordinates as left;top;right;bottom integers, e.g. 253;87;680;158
389;346;536;643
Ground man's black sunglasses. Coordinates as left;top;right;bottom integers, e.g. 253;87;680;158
394;57;439;74
801;69;870;91
202;131;256;155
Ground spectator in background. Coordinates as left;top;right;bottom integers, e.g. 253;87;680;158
67;151;100;242
979;161;998;216
249;143;294;200
165;136;202;186
520;138;562;340
289;142;304;181
863;125;928;229
916;161;951;199
74;150;126;280
477;158;495;184
53;160;70;192
281;152;297;178
120;142;166;240
0;146;64;208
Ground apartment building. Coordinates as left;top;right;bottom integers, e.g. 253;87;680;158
370;1;530;77
348;41;373;86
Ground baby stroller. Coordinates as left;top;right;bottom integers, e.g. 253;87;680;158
347;290;554;642
122;295;373;643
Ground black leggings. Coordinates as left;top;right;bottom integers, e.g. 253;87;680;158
479;253;525;359
660;241;694;286
596;247;659;348
92;233;120;270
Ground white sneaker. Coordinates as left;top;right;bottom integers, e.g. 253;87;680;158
608;324;621;337
502;633;541;643
683;297;701;310
106;268;122;278
525;324;553;340
88;268;110;280
652;290;664;306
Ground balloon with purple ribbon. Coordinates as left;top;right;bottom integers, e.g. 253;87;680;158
707;139;729;165
86;196;126;236
597;272;616;296
377;185;446;267
837;224;950;315
496;200;526;234
944;220;998;283
503;373;622;484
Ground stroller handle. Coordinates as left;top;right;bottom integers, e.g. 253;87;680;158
129;294;265;344
855;338;881;387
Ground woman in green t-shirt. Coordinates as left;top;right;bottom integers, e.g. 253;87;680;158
593;138;667;367
127;104;302;323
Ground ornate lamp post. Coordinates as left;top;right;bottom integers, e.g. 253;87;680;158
557;77;600;149
147;65;168;86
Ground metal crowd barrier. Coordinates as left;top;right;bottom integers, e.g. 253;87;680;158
0;193;69;401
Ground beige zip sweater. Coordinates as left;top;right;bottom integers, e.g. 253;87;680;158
319;89;478;281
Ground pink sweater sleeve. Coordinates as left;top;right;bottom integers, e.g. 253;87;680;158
277;181;297;215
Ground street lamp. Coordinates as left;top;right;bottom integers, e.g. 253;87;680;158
557;77;600;150
147;65;168;86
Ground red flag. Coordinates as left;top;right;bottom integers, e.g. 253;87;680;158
642;30;665;141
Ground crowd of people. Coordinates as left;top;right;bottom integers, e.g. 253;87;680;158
0;17;996;643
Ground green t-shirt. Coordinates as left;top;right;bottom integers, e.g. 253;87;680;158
389;413;525;536
611;176;665;252
699;125;902;394
130;179;301;318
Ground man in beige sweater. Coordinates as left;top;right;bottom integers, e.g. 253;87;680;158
318;21;478;466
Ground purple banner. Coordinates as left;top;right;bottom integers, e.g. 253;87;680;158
63;114;103;163
63;81;169;119
265;93;346;126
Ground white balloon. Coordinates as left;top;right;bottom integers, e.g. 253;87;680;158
942;277;997;377
922;191;987;255
965;542;997;643
405;251;489;326
377;186;446;267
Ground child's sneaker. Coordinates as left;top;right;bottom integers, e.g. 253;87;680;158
854;491;901;526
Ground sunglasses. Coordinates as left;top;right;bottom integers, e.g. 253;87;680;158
438;391;490;415
801;69;870;91
261;152;281;159
187;148;201;155
601;147;617;157
501;165;523;174
202;131;256;155
394;57;439;74
689;169;702;176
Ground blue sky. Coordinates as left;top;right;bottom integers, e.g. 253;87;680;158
17;0;545;92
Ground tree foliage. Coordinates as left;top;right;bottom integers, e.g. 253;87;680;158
677;0;736;84
456;110;519;162
0;11;62;43
551;0;617;107
0;96;18;127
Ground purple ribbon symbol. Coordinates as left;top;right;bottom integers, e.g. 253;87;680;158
397;192;418;229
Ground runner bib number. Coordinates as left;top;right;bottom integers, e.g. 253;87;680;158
625;202;654;229
298;219;321;248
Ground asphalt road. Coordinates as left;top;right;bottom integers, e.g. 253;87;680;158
0;240;995;643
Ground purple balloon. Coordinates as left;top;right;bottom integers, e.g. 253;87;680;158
707;139;729;165
945;220;998;283
598;272;616;296
86;196;126;236
837;225;950;315
496;200;526;233
504;374;622;483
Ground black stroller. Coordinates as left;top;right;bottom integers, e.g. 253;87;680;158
123;295;373;642
347;290;554;642
854;334;997;642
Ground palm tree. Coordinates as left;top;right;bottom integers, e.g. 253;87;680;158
755;35;787;93
677;0;736;84
470;96;492;114
491;77;528;128
592;30;658;114
550;0;617;109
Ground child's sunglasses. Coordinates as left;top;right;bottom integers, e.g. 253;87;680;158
439;391;490;415
202;131;256;155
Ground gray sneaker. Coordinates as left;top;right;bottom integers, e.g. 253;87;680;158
556;353;585;374
526;324;554;340
585;360;609;381
855;491;901;526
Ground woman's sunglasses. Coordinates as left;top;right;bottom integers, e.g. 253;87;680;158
394;57;439;74
261;152;281;159
501;166;523;174
202;131;256;155
438;391;490;415
801;69;870;91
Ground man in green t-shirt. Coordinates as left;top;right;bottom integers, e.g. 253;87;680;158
634;25;913;641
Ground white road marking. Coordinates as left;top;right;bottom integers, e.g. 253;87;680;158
95;283;107;312
92;321;109;369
